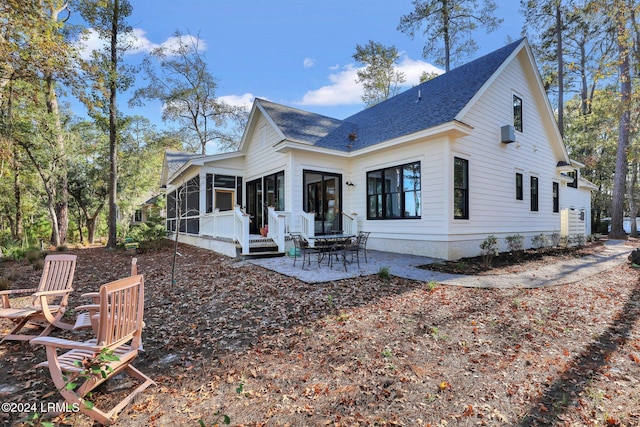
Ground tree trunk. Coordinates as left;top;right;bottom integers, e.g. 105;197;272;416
87;216;98;244
628;159;638;237
579;38;590;115
44;4;69;246
12;158;21;240
442;0;451;72
610;3;632;240
555;3;564;136
87;204;104;244
106;0;120;249
75;206;84;244
7;79;22;240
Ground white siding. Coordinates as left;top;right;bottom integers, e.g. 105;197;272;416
347;135;449;243
244;116;290;183
445;51;566;255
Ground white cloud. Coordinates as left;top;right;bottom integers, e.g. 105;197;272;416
75;28;206;60
218;93;255;110
158;33;207;55
303;57;316;68
296;56;443;107
127;28;159;54
297;64;362;106
398;55;443;83
75;29;104;60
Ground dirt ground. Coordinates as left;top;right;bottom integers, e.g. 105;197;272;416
1;240;640;426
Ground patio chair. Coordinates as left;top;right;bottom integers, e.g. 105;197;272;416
292;234;322;269
0;254;77;342
73;258;138;333
340;234;363;271
357;231;371;263
32;274;154;426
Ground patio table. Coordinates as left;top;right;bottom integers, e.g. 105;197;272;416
309;234;355;268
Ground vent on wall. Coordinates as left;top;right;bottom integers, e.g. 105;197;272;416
501;125;515;143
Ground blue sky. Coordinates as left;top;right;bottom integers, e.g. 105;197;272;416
74;0;524;129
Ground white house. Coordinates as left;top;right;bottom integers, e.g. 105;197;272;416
160;38;595;261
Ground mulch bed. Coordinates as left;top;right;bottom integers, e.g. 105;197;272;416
421;240;609;275
1;240;640;426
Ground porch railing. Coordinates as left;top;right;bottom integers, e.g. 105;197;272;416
198;206;251;254
267;207;287;253
342;212;358;235
235;206;251;255
200;209;235;239
301;211;315;242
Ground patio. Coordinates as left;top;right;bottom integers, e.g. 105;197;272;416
248;241;631;288
248;249;464;284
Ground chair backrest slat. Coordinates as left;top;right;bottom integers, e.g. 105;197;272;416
97;275;144;349
34;255;77;304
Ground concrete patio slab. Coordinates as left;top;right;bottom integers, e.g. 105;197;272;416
248;249;464;284
248;240;632;289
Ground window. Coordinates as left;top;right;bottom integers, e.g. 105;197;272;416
134;209;143;222
515;173;523;200
567;170;578;188
206;174;213;213
264;171;285;211
214;174;236;188
166;176;200;234
530;176;539;212
215;190;234;211
366;161;421;220
206;174;242;212
513;95;523;132
454;157;469;219
552;182;559;213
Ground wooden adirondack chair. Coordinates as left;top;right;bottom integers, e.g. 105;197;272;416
0;254;77;342
73;258;138;332
32;274;154;426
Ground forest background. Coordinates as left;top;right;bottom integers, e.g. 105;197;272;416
0;0;638;253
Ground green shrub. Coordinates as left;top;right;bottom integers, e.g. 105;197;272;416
25;247;46;265
531;234;548;249
31;258;45;271
505;234;524;253
479;235;499;267
377;266;391;282
1;243;25;261
573;234;586;246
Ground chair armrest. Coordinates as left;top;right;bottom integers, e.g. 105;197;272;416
33;289;74;297
31;336;103;352
1;288;38;308
0;288;37;296
81;292;100;299
75;304;100;312
80;292;100;304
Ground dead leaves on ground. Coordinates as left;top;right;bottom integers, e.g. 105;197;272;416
1;243;640;426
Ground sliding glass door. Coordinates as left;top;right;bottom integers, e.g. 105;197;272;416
303;170;342;235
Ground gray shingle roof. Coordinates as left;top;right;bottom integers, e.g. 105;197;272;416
164;150;205;178
259;39;525;152
257;99;344;145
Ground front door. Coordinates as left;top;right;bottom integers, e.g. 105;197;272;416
246;171;285;235
246;179;262;235
303;170;342;235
